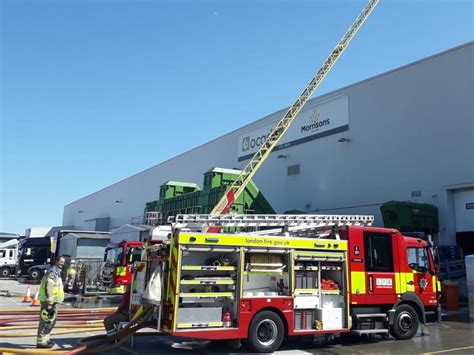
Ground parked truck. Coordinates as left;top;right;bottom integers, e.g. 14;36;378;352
0;239;19;277
16;230;110;283
132;213;441;353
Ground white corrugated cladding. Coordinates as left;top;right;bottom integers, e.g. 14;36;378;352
63;42;474;245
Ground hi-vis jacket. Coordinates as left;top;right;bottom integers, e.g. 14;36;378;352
39;266;65;303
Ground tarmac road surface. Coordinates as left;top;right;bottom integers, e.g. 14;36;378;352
1;278;473;354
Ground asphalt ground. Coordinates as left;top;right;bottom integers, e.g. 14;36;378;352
1;278;474;354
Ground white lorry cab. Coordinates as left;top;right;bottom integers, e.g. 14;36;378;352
0;239;19;277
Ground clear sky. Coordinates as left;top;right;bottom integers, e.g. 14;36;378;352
1;0;472;234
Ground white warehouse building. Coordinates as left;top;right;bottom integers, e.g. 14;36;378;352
63;42;474;250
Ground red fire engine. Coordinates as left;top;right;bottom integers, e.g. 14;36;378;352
132;214;440;353
103;241;143;293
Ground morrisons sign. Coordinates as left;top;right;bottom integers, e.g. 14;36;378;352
238;95;349;161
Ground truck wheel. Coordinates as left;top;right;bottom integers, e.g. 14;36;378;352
248;311;284;353
28;268;41;281
1;267;10;277
390;304;419;340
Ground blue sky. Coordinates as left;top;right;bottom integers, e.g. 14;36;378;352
1;0;473;234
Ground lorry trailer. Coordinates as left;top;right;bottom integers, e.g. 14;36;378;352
16;230;110;282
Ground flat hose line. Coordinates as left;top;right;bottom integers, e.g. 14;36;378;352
0;308;116;314
0;320;103;327
0;327;105;337
0;306;155;355
0;316;112;326
0;315;112;321
0;324;103;331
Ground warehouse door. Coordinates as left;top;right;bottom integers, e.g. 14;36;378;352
454;188;474;257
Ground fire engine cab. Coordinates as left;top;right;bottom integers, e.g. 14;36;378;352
103;241;143;293
135;214;440;353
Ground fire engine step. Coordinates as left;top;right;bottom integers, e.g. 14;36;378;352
353;313;386;319
352;329;389;335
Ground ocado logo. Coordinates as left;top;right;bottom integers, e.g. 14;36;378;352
242;137;250;151
242;133;270;152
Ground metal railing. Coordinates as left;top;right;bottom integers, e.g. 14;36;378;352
438;259;466;280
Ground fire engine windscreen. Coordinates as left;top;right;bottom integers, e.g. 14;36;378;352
106;246;141;266
105;247;119;265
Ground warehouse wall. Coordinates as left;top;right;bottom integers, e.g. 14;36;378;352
252;41;473;245
63;42;474;245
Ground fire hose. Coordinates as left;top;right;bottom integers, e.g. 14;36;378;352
68;305;156;354
0;308;114;354
0;305;155;354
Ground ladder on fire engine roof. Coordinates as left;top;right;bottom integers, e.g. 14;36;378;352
208;0;379;218
171;214;374;239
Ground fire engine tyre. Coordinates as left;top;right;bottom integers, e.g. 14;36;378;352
248;311;285;353
28;268;41;281
390;304;419;340
1;267;10;278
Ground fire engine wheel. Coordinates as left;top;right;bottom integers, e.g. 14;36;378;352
28;268;41;281
1;267;10;278
248;311;284;353
390;304;419;340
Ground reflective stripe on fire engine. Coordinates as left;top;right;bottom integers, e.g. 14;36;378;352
395;272;415;293
108;285;126;294
432;275;438;292
350;272;420;295
350;271;366;294
240;247;245;297
178;233;347;251
116;266;127;276
172;245;183;333
179;292;234;298
177;321;223;329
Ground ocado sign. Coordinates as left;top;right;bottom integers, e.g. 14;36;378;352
242;132;272;152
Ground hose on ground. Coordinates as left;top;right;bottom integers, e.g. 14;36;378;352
0;324;103;331
0;349;69;354
0;305;155;354
0;320;103;327
0;307;114;353
66;305;155;354
0;314;112;325
0;326;104;337
0;308;116;314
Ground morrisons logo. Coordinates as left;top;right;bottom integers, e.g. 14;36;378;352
301;111;330;133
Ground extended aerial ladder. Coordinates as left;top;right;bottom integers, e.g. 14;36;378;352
209;0;379;219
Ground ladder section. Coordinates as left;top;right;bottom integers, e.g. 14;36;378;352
172;214;374;231
209;0;379;217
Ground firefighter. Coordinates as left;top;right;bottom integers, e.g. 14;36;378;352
36;255;65;349
65;260;76;291
103;285;131;336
